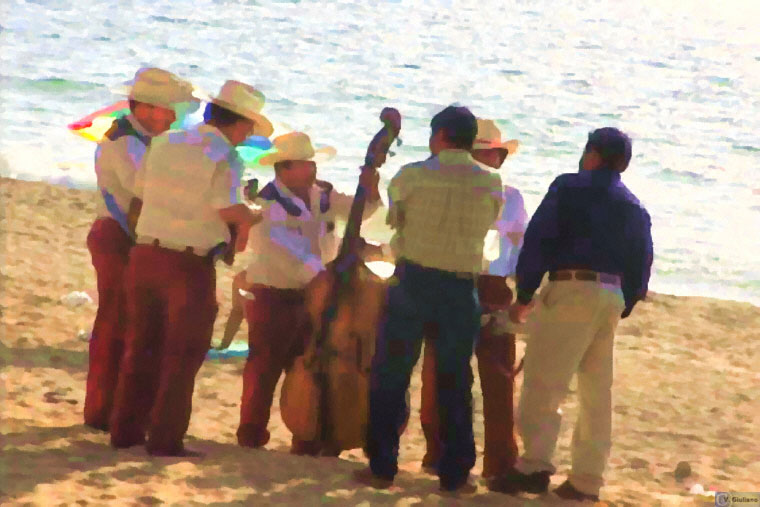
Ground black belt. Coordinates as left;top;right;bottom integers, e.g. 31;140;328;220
400;259;476;280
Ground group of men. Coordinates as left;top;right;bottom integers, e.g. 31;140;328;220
84;66;653;502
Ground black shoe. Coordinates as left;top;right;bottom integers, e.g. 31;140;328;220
84;421;109;432
440;479;477;496
487;469;551;495
553;480;599;502
353;468;393;490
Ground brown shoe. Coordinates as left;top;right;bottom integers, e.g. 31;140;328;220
553;480;599;502
353;468;393;489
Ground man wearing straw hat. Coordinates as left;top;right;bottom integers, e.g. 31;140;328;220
418;118;526;481
84;67;196;431
109;80;269;457
235;131;381;454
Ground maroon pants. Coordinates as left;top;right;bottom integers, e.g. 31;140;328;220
110;245;217;455
237;286;312;450
84;217;132;430
421;275;518;478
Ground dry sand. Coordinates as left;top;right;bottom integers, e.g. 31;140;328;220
1;176;758;506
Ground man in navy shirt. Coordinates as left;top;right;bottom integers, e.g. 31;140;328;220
489;127;653;502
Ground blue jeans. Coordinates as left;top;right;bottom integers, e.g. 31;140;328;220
367;260;480;489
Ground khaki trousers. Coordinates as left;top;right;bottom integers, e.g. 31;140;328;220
516;280;624;496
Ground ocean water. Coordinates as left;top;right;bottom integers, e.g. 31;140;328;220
1;0;758;305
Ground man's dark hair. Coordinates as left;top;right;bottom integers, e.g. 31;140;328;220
204;103;248;126
430;105;477;150
586;127;633;172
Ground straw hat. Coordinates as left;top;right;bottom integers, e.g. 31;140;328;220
258;132;336;166
209;80;274;137
473;119;519;155
115;67;199;109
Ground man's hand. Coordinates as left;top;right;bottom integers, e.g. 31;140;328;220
359;167;381;202
509;301;535;324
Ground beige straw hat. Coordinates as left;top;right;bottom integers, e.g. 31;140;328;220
114;67;199;109
472;119;519;155
259;132;336;166
209;80;274;137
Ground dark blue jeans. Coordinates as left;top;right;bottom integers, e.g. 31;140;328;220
367;260;479;489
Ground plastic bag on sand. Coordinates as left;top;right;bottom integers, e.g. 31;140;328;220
60;291;93;307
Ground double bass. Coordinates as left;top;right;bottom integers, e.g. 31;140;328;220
280;108;401;451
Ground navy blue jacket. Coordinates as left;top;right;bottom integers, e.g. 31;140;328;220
515;167;653;317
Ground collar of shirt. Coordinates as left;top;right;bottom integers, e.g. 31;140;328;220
196;123;234;146
272;178;317;217
436;149;477;166
578;166;622;185
125;114;153;139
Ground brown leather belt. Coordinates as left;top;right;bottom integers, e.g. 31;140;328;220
136;236;212;258
549;269;621;285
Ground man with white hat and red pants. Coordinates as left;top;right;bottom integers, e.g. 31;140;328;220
109;80;270;456
236;131;381;454
84;67;196;431
418;118;526;481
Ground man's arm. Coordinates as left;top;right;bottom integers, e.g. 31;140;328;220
513;177;563;305
621;206;653;318
218;204;262;253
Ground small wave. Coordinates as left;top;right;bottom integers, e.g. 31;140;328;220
150;15;190;24
561;79;591;87
1;76;104;93
644;60;669;69
706;76;731;87
654;168;716;184
733;144;760;153
500;69;524;76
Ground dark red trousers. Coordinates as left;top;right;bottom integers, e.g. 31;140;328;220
110;245;217;455
84;217;132;430
421;275;518;479
237;286;312;450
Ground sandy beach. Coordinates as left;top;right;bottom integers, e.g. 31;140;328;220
1;176;758;506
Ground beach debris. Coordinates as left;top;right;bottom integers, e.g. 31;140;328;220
77;329;92;342
60;291;93;307
629;457;649;469
674;461;692;480
689;483;714;496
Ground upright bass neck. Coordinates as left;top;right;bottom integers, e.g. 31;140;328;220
336;107;401;265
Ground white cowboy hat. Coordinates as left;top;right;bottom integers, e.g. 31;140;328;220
473;118;519;155
258;132;336;166
112;67;200;109
209;80;274;138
